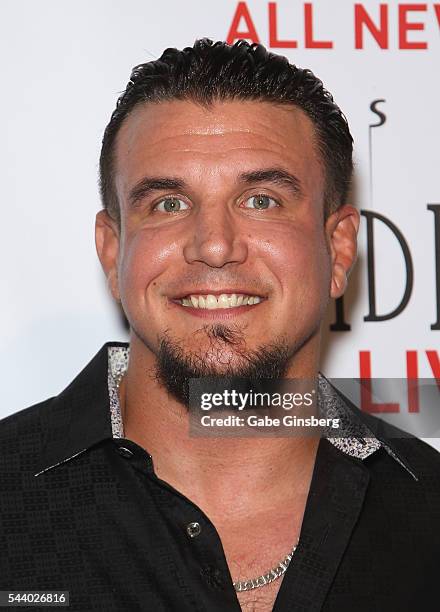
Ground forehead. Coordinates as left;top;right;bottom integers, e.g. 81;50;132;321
114;99;324;203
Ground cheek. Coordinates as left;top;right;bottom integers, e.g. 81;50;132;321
259;226;331;306
118;230;177;307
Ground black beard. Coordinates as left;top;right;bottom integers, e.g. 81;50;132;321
153;323;291;408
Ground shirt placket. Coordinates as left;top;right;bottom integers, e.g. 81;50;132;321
272;438;371;612
114;438;241;611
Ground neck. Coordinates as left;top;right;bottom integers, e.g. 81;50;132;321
120;333;321;514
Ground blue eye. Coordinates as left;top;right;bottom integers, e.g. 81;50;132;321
244;194;278;210
154;197;189;212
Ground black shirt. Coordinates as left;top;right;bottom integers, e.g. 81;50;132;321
1;342;439;611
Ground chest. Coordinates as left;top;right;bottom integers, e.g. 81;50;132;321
215;516;301;612
236;580;282;612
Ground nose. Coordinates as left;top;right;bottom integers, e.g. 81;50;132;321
183;204;248;268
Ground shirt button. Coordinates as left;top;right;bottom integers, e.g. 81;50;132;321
118;446;134;459
186;522;202;538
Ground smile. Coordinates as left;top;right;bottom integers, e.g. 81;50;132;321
176;293;264;310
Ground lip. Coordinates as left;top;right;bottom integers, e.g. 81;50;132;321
171;289;266;300
168;297;266;318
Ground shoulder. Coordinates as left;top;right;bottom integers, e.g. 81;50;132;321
0;342;116;465
0;396;56;432
358;407;440;476
361;423;440;515
328;379;440;484
0;398;56;467
387;434;440;479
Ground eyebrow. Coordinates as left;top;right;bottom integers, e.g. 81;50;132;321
128;166;303;207
238;167;303;198
128;177;186;207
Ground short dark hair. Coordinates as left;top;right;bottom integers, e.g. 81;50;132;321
99;38;353;223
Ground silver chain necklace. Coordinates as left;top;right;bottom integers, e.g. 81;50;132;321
233;542;298;592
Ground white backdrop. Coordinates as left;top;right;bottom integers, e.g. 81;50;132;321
2;1;439;447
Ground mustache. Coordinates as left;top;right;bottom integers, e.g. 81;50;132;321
163;272;269;296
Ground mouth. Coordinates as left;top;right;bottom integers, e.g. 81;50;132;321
170;292;266;310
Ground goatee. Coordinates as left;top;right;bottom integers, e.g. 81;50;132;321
153;323;291;408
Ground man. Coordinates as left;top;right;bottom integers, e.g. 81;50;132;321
1;39;439;612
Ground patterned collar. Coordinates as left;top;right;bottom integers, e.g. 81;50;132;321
32;342;418;480
107;345;418;481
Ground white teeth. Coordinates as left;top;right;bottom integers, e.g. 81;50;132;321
206;295;218;309
218;294;231;309
179;292;263;309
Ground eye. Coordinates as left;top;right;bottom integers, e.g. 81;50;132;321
243;194;279;210
153;197;190;213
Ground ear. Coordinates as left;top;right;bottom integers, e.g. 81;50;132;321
95;210;121;301
325;205;360;299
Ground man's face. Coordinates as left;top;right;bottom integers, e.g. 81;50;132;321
97;99;356;383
